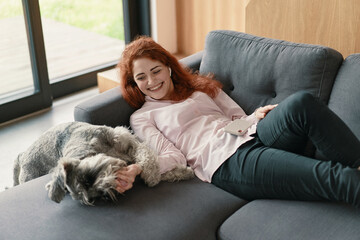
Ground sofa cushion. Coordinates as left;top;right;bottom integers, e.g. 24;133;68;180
200;30;343;114
0;175;246;240
328;54;360;139
218;200;360;240
179;51;203;71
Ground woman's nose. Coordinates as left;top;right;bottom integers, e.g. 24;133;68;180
148;75;155;84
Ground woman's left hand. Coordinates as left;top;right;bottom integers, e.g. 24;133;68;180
255;104;278;120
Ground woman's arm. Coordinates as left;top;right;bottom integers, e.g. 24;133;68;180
115;113;187;194
130;113;188;174
213;90;259;123
213;90;277;121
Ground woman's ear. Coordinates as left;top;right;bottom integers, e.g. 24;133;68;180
168;67;172;76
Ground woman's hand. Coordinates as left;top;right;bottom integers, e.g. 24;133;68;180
115;164;142;194
255;104;278;120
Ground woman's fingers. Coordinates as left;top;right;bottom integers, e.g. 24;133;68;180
115;166;138;193
115;165;142;193
263;104;278;111
256;104;278;119
115;178;133;193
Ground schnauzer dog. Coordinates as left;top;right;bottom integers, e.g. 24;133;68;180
13;122;194;205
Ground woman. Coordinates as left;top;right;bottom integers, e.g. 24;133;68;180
115;36;360;208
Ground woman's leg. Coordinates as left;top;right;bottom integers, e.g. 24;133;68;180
256;91;360;168
212;140;360;208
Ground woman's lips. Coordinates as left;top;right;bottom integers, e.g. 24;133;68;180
148;82;163;91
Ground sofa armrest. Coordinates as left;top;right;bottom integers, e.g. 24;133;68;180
179;51;203;71
74;87;135;127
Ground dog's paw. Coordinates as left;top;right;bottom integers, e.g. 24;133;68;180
45;180;66;203
160;166;195;182
133;143;162;187
138;157;161;187
140;171;161;187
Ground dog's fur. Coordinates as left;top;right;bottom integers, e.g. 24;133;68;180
13;122;194;205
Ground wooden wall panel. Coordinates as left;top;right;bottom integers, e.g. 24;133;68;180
176;0;246;56
340;0;360;57
175;0;360;58
246;0;294;42
246;0;341;54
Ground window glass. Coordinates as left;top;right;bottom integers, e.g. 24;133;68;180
39;0;125;81
0;0;35;101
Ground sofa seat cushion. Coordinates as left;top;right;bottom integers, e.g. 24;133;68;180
0;175;246;240
200;30;343;114
218;199;360;240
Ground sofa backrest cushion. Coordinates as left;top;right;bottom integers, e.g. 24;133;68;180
328;54;360;140
199;30;343;114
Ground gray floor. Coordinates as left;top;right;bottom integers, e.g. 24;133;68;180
0;87;99;191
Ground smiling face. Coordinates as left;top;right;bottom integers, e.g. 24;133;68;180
132;57;174;100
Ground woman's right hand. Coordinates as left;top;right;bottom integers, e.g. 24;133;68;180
115;164;142;194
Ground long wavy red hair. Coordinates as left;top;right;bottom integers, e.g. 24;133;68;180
117;36;222;109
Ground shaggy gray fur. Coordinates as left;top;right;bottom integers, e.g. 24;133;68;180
13;122;194;205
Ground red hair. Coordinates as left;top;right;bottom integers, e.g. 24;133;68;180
117;36;222;109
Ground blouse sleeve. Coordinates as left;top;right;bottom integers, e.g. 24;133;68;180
130;113;188;174
213;90;259;124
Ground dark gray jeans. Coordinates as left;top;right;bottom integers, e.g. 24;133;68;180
212;91;360;208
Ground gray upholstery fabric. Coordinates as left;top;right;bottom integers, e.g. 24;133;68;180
200;30;343;114
218;200;360;240
74;87;134;128
179;51;203;71
0;175;246;240
328;54;360;139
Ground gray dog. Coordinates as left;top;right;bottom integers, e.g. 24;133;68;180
13;122;194;205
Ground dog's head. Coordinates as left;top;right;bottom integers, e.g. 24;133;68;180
45;154;127;205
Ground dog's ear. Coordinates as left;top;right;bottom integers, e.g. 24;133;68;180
45;158;79;203
61;158;79;176
112;126;138;154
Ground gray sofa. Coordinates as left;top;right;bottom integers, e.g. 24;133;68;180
1;30;360;240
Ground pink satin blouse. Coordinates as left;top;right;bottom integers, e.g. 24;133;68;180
130;90;259;182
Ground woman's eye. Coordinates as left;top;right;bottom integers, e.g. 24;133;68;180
136;76;145;81
153;69;161;74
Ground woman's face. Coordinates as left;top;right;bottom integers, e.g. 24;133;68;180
132;57;174;100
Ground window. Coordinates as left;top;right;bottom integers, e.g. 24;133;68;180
0;0;150;124
39;0;125;81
